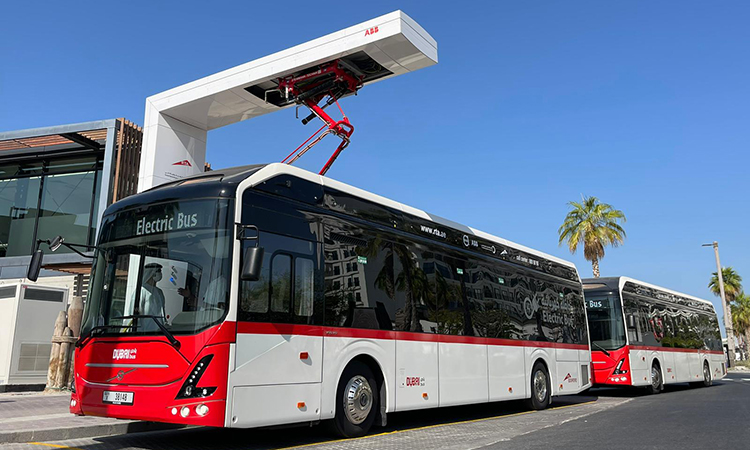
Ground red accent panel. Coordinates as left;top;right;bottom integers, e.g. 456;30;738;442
591;346;631;386
236;322;590;351
74;342;230;427
78;341;189;386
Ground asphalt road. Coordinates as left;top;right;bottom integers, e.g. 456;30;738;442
496;372;750;450
4;372;748;450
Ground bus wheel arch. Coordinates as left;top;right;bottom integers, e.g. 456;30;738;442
647;358;663;394
692;359;712;388
349;354;388;426
331;355;386;437
526;358;551;410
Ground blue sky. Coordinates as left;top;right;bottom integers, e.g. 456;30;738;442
2;1;748;333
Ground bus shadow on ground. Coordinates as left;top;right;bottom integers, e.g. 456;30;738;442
590;382;714;399
74;395;599;450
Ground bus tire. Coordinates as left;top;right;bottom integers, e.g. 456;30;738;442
332;361;378;438
526;361;551;410
691;361;712;388
646;361;663;394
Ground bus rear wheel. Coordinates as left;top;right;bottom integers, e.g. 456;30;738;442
526;361;551;410
332;361;378;438
646;362;663;394
691;361;712;388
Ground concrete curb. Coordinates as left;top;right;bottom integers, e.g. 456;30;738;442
0;421;185;444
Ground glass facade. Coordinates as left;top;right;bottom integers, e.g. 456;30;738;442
0;156;102;257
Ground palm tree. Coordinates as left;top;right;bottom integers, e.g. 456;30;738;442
558;196;626;278
709;267;742;362
709;267;743;304
731;292;750;360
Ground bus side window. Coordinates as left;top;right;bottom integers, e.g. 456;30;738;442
295;257;314;317
270;254;292;313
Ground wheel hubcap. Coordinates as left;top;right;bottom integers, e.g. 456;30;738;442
533;369;548;403
344;375;373;425
704;365;710;383
651;366;660;389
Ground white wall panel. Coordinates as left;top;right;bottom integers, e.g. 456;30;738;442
234;334;322;385
395;340;438;410
487;345;525;401
230;383;320;428
439;342;488;407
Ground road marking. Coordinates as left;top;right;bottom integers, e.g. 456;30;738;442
742;378;750;382
274;401;597;450
29;443;86;450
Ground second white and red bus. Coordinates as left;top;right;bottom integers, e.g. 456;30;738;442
583;276;725;393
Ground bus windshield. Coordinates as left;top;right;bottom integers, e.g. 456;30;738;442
81;198;233;337
584;291;627;351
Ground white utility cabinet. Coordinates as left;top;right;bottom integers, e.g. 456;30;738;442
0;283;68;388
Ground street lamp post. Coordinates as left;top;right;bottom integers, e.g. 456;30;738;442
703;241;735;366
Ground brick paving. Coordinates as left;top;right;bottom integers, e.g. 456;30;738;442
0;392;180;444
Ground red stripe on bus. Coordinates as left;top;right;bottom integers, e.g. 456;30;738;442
629;345;724;355
235;322;589;351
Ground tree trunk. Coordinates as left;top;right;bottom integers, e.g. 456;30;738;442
591;257;600;278
745;328;750;361
725;295;737;364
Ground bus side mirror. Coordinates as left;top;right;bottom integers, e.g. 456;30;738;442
627;315;636;329
241;246;264;281
27;249;44;281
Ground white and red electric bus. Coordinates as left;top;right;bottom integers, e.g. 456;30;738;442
583;277;726;393
65;163;591;436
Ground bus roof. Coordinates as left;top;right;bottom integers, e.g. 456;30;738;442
237;163;579;271
582;276;714;306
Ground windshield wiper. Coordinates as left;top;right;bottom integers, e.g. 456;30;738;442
112;315;181;350
591;342;611;357
76;324;133;349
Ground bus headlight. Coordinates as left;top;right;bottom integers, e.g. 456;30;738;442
613;358;629;375
176;355;217;399
180;406;190;418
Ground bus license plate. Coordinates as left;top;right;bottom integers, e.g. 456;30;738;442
102;391;134;405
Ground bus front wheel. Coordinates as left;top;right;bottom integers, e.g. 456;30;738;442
526;361;551;410
646;362;663;394
332;361;378;438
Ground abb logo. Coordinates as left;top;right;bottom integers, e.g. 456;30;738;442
365;26;379;36
405;376;425;387
172;160;192;167
563;372;577;383
112;349;137;360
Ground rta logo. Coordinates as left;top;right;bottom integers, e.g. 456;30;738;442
365;26;379;36
172;160;192;167
112;349;137;360
563;372;578;383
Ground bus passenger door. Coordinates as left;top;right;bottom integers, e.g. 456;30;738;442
233;231;323;386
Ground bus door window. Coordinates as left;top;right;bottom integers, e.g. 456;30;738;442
239;231;320;325
270;254;292;314
626;311;641;344
620;295;638;345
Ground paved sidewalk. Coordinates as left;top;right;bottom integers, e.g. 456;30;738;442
0;392;181;444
